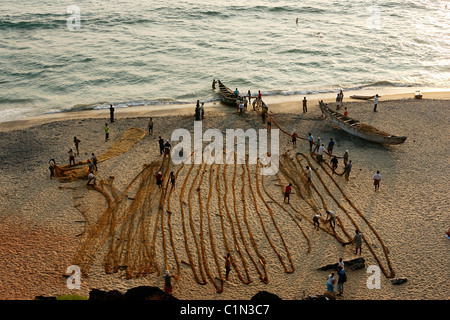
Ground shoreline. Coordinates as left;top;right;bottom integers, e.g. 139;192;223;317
1;88;449;132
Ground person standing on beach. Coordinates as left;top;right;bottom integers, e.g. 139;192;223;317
291;130;298;147
195;104;201;121
373;94;379;112
284;183;292;204
170;171;176;189
331;156;338;173
373;170;382;191
201;102;205;120
49;158;56;179
73;137;81;155
234;88;239;97
247;90;251;104
164;140;171;155
239;100;244;117
109;105;115;123
344;107;348;117
338;258;345;271
313;137;321;153
68;148;76;167
88;159;94;174
164;270;173;293
352;229;362;255
258;90;262;101
156;171;163;189
158;136;165;155
343;150;349;167
327;138;335;155
302;97;307;113
317;144;325;162
308;133;314;152
327;272;336;293
148;118;153;135
104;123;110;141
336;265;346;296
91;153;98;171
344;160;352;180
305;166;312;185
224;253;232;280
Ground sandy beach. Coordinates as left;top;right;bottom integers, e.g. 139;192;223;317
0;91;449;300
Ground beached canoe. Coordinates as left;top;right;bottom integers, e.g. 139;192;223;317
350;95;375;100
217;80;239;106
318;100;407;145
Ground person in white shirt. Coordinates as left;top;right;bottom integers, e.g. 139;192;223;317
239;101;244;117
373;170;382;191
373;94;379;112
326;210;337;228
305;166;312;185
327;272;336;293
317;144;325;162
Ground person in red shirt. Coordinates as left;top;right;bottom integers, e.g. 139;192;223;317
284;183;292;204
344;107;348;117
156;171;163;189
258;90;262;100
291;130;298;147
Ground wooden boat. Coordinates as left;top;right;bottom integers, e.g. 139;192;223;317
350;95;375;100
217;80;239;106
319;101;407;145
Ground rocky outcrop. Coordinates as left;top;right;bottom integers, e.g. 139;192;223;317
390;278;408;285
317;257;365;271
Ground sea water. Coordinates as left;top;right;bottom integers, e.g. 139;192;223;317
0;0;449;121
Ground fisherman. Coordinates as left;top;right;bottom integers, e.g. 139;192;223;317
305;166;312;185
343;150;349;167
326;210;337;228
212;79;216;90
308;133;314;152
317;144;325;162
224;253;232;280
148;117;153;135
373;170;382;191
158;136;165;155
291;130;298;147
352;229;363;255
164;140;171;155
247;90;251;104
313;137;321;153
87;172;96;186
373;94;379;112
104;123;110;141
170;171;176;189
327;138;335;155
74;136;81;155
284;183;292;204
344;107;348;117
344;160;352;180
201;102;205;120
331;156;339;173
234;88;239;97
164;270;173;293
239;100;244;117
156;171;163;189
302;97;307;113
109;104;115;123
91;153;98;171
88;159;94;174
313;213;321;230
68;148;76;167
49;158;56;179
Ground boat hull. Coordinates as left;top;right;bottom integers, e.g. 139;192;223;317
217;80;239;106
319;101;407;145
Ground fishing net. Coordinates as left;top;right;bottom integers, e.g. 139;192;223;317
54;127;146;182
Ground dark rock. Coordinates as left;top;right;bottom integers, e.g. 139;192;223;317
250;291;282;301
124;286;177;300
317;257;365;271
391;278;408;285
89;289;124;300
